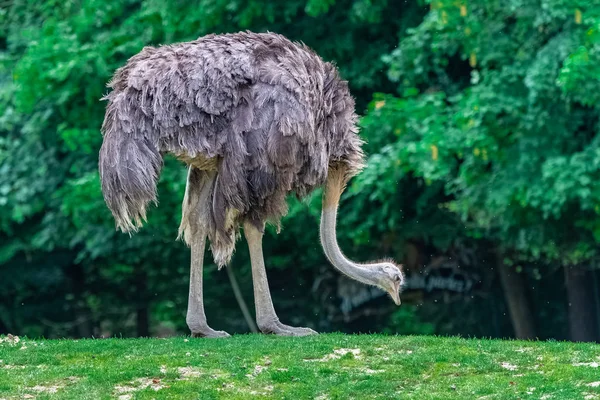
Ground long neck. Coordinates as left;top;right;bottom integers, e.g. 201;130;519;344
320;167;376;286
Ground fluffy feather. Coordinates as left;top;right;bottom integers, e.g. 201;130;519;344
99;31;364;266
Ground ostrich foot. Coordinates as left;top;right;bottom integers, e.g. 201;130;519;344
190;327;231;338
276;323;318;336
258;319;318;336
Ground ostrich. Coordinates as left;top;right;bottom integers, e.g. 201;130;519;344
99;32;404;337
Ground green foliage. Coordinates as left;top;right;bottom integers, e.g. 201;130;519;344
383;305;436;335
362;0;600;264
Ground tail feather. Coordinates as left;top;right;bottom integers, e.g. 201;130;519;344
99;129;163;232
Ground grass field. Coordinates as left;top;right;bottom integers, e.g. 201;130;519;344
1;333;599;399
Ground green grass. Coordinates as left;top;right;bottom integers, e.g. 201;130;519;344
1;334;599;399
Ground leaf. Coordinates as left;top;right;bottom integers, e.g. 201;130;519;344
431;145;439;161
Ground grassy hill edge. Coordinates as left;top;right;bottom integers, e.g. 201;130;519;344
1;334;599;399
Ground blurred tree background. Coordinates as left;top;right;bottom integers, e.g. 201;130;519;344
1;0;599;341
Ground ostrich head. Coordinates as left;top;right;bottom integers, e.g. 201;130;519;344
370;261;404;305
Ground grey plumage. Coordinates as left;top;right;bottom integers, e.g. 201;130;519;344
99;31;365;267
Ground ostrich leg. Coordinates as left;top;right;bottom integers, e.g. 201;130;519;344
183;169;230;338
244;221;317;336
187;231;230;338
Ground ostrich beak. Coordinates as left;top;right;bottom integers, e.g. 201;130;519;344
388;282;401;306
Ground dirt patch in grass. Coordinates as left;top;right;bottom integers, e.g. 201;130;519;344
30;385;62;394
177;366;203;379
500;362;518;371
0;334;20;346
114;377;167;398
573;362;600;368
176;366;229;380
21;377;80;399
304;348;362;362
